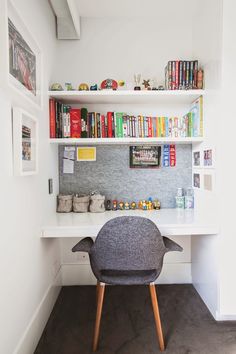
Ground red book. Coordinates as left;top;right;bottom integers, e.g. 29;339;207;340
148;117;152;137
175;60;179;89
101;115;106;138
70;109;81;138
107;112;113;138
49;98;56;138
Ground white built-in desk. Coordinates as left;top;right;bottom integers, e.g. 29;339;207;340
41;209;219;238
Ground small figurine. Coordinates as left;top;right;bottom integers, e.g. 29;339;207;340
78;83;89;91
118;201;124;210
134;74;141;90
50;83;63;91
142;79;151;90
153;200;161;210
142;200;147;210
90;84;98;91
112;200;118;211
100;79;118;90
106;200;112;211
138;200;143;209
124;202;130;210
65;82;74;91
131;201;136;210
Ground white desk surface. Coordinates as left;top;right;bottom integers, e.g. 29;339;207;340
41;209;219;238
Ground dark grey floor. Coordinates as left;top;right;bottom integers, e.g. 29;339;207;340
35;285;236;354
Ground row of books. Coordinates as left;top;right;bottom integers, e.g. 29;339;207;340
165;60;202;90
49;96;203;139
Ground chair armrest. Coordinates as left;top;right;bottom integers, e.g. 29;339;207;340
72;237;94;253
163;236;183;253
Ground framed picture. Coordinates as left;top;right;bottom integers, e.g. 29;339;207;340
13;107;38;176
192;170;202;190
203;147;215;168
7;1;42;107
203;171;215;192
192;149;202;167
130;146;161;168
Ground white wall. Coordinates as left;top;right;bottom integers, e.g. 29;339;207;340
0;1;60;353
52;16;194;89
217;0;236;318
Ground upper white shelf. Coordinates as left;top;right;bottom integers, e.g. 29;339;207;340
48;89;204;105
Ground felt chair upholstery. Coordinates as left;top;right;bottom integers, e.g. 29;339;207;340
72;216;183;285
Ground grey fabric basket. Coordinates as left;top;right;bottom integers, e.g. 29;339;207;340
90;194;105;213
57;194;73;213
73;195;90;213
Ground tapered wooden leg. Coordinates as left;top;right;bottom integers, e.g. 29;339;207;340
93;282;105;351
96;281;99;303
149;283;165;351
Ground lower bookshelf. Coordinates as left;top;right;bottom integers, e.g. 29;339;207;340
49;137;203;145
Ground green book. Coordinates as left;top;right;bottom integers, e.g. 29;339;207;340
115;112;124;138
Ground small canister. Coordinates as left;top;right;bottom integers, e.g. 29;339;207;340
73;195;90;213
57;194;73;213
175;196;185;209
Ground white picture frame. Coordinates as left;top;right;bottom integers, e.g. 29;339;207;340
13;107;38;176
192;149;202;168
192;169;202;190
203;170;215;192
203;147;215;168
7;1;42;108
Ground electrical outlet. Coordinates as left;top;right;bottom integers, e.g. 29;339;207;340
76;252;89;264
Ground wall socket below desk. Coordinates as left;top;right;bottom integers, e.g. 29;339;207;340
76;252;89;264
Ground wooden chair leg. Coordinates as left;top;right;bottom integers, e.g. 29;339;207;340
93;282;105;352
96;281;99;303
149;283;165;351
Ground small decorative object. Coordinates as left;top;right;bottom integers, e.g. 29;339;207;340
124;202;130;210
13;107;38;176
90;84;98;91
197;68;204;89
130;146;161;169
118;201;124;210
156;200;161;210
73;195;90;213
185;188;194;209
142;201;147;210
65;82;74;91
134;73;141;90
175;196;185;209
57;194;73;213
147;197;153;210
50;83;63;91
131;202;136;210
153;200;160;210
157;85;165;90
106;200;112;210
142;79;151;90
118;80;125;87
90;193;105;213
112;200;118;211
78;83;89;91
100;79;118;90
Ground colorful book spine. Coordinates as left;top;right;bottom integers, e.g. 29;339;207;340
70;108;81;138
107;111;113;138
101;114;106;138
81;108;88;138
49;98;56;138
62;105;70;138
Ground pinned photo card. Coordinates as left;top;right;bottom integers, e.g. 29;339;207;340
192;150;202;168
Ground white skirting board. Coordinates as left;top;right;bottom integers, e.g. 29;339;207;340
13;271;62;354
60;263;192;286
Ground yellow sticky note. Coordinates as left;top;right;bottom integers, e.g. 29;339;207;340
77;147;96;161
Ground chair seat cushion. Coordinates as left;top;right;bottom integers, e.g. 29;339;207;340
99;269;159;285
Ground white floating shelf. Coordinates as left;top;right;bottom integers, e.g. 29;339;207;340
49;137;203;145
48;90;204;105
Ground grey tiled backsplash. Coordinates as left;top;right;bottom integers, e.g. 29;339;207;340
59;144;192;208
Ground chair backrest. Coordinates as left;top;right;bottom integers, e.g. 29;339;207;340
90;216;166;272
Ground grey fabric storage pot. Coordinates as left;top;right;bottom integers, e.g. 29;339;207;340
90;194;105;213
73;195;90;213
57;194;73;213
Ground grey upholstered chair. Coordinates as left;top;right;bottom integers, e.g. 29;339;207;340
72;216;183;351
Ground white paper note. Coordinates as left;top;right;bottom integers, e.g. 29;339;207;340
63;158;74;174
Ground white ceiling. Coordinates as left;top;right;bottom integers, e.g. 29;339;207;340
75;0;196;18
